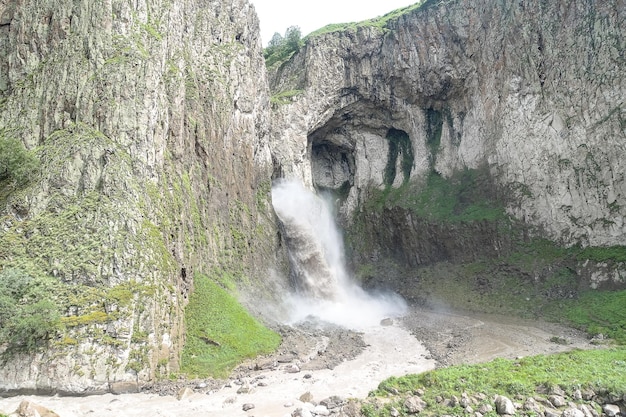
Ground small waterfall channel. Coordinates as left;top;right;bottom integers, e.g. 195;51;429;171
271;180;406;329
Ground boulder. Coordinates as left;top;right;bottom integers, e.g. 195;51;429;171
577;404;595;417
549;395;567;408
286;364;301;373
313;405;330;416
292;407;313;417
494;395;516;415
320;396;345;410
581;389;596;401
544;408;561;417
11;401;60;417
299;391;314;403
602;404;620;417
523;397;543;413
404;396;427;414
561;407;584;417
110;381;139;394
176;387;194;401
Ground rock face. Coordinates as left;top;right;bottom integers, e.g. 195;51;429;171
269;0;624;246
0;0;280;393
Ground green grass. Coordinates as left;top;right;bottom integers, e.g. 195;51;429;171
576;245;626;262
270;89;304;105
305;1;427;39
180;271;281;378
546;290;626;344
367;168;506;223
368;348;626;416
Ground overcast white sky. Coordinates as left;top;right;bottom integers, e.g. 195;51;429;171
249;0;419;45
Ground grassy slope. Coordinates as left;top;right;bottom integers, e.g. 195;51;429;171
180;271;281;378
305;1;429;40
365;348;626;417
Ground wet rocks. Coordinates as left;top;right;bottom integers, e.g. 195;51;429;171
9;400;60;417
290;396;349;417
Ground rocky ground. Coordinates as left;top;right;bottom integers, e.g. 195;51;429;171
0;307;617;417
401;306;596;367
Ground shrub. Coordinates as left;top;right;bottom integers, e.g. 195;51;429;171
263;26;303;67
0;268;61;354
0;132;39;187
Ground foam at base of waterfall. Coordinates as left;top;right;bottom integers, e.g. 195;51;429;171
283;282;408;330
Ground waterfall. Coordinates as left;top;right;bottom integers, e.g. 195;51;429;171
271;180;407;329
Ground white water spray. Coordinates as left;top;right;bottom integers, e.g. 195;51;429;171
271;180;407;329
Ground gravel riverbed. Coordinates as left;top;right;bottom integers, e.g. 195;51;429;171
0;307;600;417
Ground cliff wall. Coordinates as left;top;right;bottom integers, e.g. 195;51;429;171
269;0;625;289
0;0;279;393
270;0;624;245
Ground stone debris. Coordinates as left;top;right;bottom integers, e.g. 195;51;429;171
404;396;427;414
176;387;194;401
10;400;60;417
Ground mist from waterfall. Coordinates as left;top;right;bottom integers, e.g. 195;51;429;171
271;179;407;329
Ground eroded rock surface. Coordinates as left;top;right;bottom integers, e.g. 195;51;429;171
0;0;280;393
270;0;625;248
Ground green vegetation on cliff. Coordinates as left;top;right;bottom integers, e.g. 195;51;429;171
181;271;281;378
0;133;39;186
0;268;61;354
306;1;427;39
264;26;303;67
0;130;40;203
367;166;505;223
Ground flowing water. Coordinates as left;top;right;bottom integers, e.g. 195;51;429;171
271;179;407;329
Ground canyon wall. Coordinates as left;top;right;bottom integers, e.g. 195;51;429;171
269;0;625;288
0;0;623;394
0;0;280;393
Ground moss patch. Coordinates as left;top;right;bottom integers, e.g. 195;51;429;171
367;167;506;223
270;89;304;106
181;271;281;378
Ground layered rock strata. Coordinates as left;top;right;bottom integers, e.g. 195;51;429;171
0;0;278;393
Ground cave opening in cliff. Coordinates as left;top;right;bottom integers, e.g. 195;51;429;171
310;140;355;201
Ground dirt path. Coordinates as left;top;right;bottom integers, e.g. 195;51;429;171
0;308;598;417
